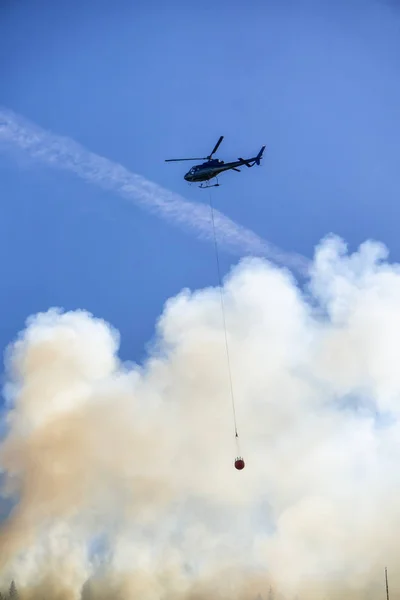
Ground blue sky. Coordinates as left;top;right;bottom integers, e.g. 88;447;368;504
1;0;400;366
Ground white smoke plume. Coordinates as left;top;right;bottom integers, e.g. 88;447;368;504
0;234;399;600
0;107;308;274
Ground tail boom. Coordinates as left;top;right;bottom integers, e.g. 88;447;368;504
238;145;266;168
255;145;266;165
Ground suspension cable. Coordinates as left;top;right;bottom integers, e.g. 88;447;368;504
208;187;240;448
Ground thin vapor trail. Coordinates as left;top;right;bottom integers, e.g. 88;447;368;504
0;107;309;274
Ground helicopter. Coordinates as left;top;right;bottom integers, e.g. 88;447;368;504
165;136;266;188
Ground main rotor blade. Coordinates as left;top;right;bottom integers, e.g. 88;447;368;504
165;157;205;162
209;135;224;157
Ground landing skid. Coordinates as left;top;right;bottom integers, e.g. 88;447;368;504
199;178;220;189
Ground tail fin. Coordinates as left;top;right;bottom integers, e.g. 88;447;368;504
255;145;266;165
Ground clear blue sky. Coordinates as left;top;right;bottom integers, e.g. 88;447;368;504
1;0;400;365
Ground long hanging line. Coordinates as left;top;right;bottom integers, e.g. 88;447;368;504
208;187;244;468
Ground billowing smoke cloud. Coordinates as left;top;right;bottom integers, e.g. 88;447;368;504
0;234;399;600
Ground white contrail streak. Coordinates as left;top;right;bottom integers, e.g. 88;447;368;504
0;107;309;274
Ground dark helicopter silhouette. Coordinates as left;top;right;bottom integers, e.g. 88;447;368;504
165;136;265;188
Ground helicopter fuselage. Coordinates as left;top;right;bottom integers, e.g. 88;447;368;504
184;158;253;183
184;159;226;182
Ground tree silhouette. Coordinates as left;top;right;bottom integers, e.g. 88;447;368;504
9;581;18;600
268;586;274;600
